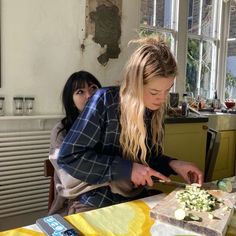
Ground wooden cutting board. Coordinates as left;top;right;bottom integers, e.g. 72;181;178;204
150;185;236;236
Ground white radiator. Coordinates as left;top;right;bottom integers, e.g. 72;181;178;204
0;130;51;218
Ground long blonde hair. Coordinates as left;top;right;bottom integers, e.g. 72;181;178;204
119;37;177;164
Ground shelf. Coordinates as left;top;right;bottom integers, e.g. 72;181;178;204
0;114;63;120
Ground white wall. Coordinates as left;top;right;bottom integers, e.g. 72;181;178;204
0;0;140;115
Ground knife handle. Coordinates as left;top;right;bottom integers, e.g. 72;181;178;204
151;177;165;183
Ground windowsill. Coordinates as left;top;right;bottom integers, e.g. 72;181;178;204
0;114;63;120
0;115;63;132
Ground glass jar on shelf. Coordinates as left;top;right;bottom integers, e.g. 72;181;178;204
24;97;35;115
0;96;5;116
13;96;24;115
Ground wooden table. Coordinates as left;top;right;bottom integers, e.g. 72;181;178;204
1;192;236;236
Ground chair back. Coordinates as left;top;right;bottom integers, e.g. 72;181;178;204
44;159;55;211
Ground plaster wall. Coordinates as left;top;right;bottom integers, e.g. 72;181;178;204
0;0;140;115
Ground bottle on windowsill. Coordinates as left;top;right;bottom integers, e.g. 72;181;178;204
196;95;201;110
181;93;188;117
212;90;220;110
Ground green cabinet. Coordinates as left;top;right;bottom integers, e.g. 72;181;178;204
164;123;207;172
154;122;208;193
211;131;236;180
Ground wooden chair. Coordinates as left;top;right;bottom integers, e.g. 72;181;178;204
44;159;55;211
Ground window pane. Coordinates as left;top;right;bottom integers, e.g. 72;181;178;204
225;2;236;100
186;38;214;98
156;0;173;28
188;0;215;37
201;40;213;97
139;0;177;56
140;0;155;26
229;1;236;39
188;0;194;30
186;38;199;94
201;0;214;37
140;0;174;29
188;0;200;34
225;41;236;99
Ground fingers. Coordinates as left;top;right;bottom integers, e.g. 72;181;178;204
187;170;204;186
197;172;204;186
140;166;153;186
187;171;195;184
145;167;170;186
131;163;152;186
150;169;171;183
145;175;153;186
131;163;169;187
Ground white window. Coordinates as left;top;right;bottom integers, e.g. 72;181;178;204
140;0;178;58
139;0;235;102
186;0;220;99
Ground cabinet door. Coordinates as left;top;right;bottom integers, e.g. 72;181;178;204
155;123;207;193
164;123;207;172
212;131;235;180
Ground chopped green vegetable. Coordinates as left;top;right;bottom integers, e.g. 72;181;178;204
175;184;218;212
188;213;201;221
208;213;214;219
222;206;231;211
217;179;232;193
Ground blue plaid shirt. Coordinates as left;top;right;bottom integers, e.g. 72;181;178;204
58;86;175;208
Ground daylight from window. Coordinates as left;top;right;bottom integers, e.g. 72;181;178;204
226;1;236;99
140;0;236;101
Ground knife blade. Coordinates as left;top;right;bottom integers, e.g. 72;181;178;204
152;177;188;188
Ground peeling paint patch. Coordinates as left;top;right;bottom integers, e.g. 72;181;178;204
86;0;122;66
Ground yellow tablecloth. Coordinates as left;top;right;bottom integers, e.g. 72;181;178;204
1;194;236;236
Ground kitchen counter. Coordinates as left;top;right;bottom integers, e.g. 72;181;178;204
200;112;236;131
165;113;208;124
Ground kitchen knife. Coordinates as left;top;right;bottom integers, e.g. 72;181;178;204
152;177;188;188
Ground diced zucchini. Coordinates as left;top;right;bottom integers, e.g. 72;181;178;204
175;184;218;212
217;180;232;193
174;208;186;220
208;213;214;219
189;213;201;221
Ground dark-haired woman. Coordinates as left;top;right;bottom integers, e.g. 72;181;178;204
48;70;101;215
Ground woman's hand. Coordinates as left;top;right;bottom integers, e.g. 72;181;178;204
131;162;171;187
169;160;204;186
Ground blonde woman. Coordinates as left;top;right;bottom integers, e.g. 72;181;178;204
58;37;203;213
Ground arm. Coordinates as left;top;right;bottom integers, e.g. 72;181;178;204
149;146;177;177
57;89;132;185
130;144;173;186
149;146;203;185
49;122;65;155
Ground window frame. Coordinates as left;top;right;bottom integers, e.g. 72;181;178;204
139;0;179;91
186;0;221;99
139;0;233;101
223;0;236;99
217;0;231;101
